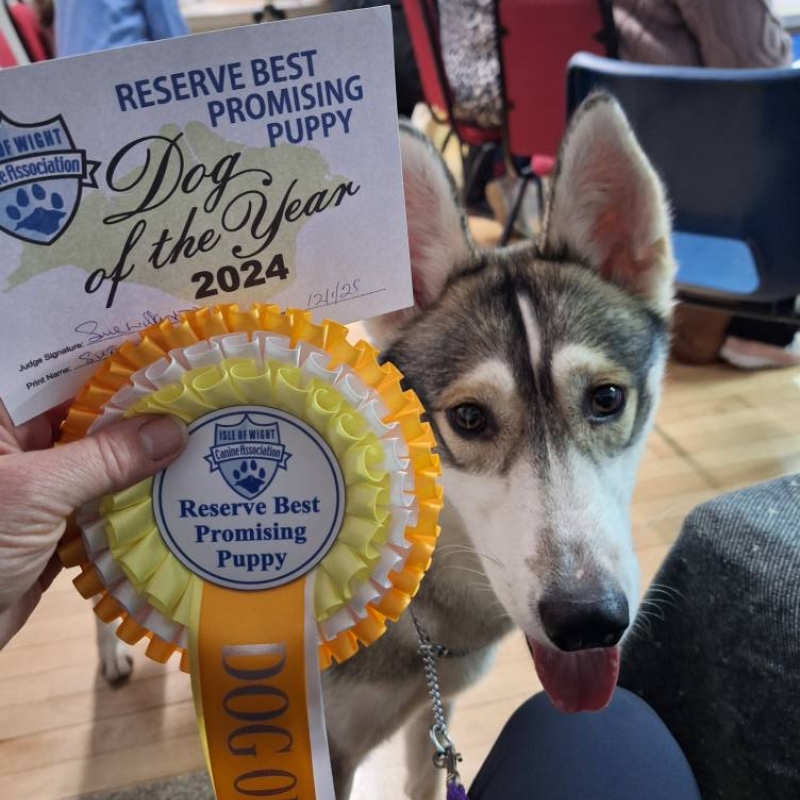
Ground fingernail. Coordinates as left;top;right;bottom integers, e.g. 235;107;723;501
138;415;187;461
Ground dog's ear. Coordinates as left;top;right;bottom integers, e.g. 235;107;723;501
366;123;474;346
542;94;675;317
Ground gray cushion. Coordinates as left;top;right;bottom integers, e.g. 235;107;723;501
620;475;800;800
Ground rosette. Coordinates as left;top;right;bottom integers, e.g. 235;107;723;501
56;304;441;799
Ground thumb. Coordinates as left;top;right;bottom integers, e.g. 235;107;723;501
0;415;186;618
42;414;188;513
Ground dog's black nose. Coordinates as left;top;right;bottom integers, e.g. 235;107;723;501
538;591;629;652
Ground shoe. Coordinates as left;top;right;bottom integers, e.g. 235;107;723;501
719;333;800;369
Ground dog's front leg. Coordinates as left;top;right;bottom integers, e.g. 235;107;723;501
324;653;434;799
328;743;357;800
95;616;133;683
404;701;452;800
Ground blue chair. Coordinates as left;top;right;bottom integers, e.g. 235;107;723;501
567;53;800;323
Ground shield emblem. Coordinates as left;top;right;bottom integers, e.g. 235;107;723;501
0;113;87;245
205;414;291;500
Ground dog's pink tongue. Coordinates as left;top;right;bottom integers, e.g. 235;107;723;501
529;639;620;713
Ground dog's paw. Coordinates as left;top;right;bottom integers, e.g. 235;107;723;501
96;620;134;684
100;639;134;684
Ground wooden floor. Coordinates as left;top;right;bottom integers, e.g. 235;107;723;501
2;263;800;798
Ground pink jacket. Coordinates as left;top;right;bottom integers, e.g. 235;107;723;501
613;0;793;68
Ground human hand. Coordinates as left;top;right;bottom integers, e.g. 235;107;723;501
0;404;187;647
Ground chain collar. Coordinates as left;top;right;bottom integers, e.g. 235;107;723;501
411;610;468;795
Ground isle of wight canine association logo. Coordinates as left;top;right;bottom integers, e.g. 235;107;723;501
0;112;99;245
204;414;292;500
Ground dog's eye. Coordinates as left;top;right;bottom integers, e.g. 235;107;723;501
448;403;489;437
587;385;626;420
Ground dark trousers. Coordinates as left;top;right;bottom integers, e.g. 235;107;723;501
470;688;702;800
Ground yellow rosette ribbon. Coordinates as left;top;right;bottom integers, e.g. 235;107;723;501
58;305;441;800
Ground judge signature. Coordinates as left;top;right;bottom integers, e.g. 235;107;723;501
74;309;190;346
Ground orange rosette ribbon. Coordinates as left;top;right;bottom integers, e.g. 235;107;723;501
58;304;441;799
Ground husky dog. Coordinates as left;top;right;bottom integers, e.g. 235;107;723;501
322;94;675;799
97;94;675;800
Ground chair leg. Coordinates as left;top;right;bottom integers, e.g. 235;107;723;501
500;173;534;246
440;127;455;155
461;142;496;209
533;174;545;224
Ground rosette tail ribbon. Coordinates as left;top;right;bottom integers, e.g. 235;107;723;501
57;305;442;800
193;578;334;799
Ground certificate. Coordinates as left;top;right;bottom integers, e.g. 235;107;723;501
0;8;411;424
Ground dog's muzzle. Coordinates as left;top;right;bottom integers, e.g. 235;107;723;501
527;585;630;714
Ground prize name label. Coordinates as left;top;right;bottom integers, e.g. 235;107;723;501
154;407;345;591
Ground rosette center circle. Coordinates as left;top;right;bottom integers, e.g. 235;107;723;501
153;405;346;591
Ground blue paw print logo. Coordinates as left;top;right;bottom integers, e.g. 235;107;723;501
233;459;267;496
6;184;66;236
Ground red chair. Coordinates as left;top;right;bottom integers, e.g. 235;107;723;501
496;0;618;242
3;0;52;64
0;0;28;66
0;32;19;67
402;0;616;238
401;0;504;206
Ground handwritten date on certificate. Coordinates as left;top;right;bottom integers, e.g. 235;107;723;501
306;279;363;310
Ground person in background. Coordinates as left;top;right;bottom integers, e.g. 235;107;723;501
439;0;503;129
31;0;55;55
613;0;798;369
55;0;188;57
614;0;792;68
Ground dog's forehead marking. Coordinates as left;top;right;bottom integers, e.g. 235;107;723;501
438;357;518;409
551;342;619;383
465;358;517;393
516;292;542;369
